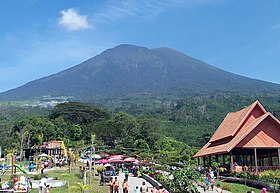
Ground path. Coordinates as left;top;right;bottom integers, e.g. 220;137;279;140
196;185;232;193
112;172;153;192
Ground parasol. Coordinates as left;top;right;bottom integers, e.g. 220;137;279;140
96;159;109;164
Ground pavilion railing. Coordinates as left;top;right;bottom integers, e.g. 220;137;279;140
246;166;280;173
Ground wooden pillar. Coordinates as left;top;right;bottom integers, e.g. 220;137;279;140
222;155;225;167
230;151;233;173
254;148;258;173
278;148;280;166
209;156;211;167
215;155;219;163
245;149;248;166
197;157;200;166
203;157;206;167
268;150;272;166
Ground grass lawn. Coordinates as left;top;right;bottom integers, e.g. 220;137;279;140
1;167;109;193
217;181;271;193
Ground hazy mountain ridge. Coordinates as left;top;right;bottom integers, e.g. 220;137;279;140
0;44;280;102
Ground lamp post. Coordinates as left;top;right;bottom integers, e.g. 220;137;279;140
90;134;96;187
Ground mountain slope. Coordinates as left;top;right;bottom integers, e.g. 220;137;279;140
0;44;280;102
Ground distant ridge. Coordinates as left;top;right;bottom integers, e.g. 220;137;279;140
0;44;280;102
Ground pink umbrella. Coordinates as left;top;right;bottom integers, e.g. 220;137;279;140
109;158;123;163
99;152;109;158
109;155;123;159
124;157;137;162
96;159;109;164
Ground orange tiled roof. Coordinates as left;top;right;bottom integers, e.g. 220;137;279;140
193;113;280;157
193;101;280;158
209;101;266;143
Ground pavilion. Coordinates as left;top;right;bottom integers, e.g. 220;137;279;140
25;140;67;158
193;100;280;173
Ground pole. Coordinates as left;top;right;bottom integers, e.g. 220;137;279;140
254;148;258;173
83;166;87;186
278;148;280;167
93;146;96;179
89;143;93;187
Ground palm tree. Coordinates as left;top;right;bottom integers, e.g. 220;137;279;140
69;182;90;193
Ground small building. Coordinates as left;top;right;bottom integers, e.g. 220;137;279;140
193;100;280;173
25;140;67;158
40;140;67;156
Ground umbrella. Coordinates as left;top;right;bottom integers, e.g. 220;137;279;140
99;152;109;158
133;160;140;165
38;153;49;158
109;155;123;159
104;163;111;167
96;159;109;164
90;154;101;159
109;158;123;163
124;157;137;162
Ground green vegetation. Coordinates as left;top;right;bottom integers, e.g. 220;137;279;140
217;181;270;193
167;168;201;193
29;169;108;193
0;92;279;164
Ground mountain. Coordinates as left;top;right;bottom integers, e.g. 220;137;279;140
0;44;280;102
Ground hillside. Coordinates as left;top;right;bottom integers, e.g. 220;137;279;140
0;44;280;103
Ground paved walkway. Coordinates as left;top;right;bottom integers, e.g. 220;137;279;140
196;185;232;193
112;173;153;192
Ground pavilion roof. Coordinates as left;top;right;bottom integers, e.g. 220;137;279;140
193;101;280;158
209;100;266;143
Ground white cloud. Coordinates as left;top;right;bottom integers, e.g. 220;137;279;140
58;8;91;31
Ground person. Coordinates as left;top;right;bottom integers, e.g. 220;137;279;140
151;186;158;193
40;161;45;174
209;168;214;190
125;168;129;180
38;175;48;193
248;188;255;193
158;186;164;193
59;159;63;168
109;177;114;193
122;179;128;193
216;184;222;193
113;177;120;193
46;185;50;193
134;186;140;193
99;171;104;186
261;188;267;193
140;182;148;193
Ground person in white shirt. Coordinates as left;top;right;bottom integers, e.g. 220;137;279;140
39;175;48;193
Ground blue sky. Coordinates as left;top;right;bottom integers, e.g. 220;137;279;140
0;0;280;92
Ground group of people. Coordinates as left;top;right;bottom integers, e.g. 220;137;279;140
108;177;168;193
109;177;130;193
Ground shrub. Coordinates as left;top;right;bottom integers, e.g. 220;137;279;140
221;183;231;191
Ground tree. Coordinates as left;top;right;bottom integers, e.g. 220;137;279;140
69;124;82;141
167;168;201;193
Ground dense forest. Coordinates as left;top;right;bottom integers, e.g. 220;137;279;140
0;92;279;164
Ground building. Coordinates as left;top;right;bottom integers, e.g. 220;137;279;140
193;100;280;173
25;140;67;158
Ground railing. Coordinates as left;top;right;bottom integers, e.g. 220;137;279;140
245;166;280;173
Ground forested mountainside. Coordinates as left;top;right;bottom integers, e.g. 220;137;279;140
0;44;280;103
0;92;279;150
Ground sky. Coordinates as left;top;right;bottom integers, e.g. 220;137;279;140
0;0;280;92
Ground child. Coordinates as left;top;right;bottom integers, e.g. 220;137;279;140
46;185;51;193
134;186;140;193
